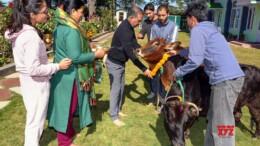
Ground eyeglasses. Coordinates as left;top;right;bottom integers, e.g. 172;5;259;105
38;9;49;15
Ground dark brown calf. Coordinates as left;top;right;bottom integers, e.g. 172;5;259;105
138;38;260;145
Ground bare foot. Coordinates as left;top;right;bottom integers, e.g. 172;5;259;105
118;112;128;117
113;119;125;127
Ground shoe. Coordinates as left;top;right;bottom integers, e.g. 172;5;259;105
113;119;125;127
119;112;128;117
147;92;155;99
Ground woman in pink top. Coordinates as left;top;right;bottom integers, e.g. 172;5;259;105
5;0;71;145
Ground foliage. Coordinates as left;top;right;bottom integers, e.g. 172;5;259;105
97;6;117;31
150;0;176;5
0;6;13;66
36;9;56;34
0;0;5;7
116;0;146;10
96;0;113;9
80;15;102;37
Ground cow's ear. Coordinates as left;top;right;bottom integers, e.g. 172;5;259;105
165;41;184;51
162;36;167;43
174;41;181;47
152;41;159;46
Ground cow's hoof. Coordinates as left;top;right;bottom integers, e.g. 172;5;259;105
252;133;260;140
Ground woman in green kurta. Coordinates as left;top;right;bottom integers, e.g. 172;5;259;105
47;1;105;145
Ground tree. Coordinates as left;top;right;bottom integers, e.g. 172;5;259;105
150;0;175;5
87;0;96;16
116;0;146;10
0;0;5;7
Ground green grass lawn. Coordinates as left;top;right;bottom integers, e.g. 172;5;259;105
0;30;260;146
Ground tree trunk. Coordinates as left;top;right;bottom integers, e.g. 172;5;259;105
131;0;135;6
88;0;96;16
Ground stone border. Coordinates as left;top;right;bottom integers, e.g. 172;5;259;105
0;31;114;77
90;30;114;41
0;63;16;77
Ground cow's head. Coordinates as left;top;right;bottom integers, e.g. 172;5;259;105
137;38;183;71
162;97;199;146
137;38;185;91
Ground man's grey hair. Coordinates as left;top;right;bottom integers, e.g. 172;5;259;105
127;6;144;18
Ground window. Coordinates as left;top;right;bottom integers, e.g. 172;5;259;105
230;1;241;28
247;7;255;30
217;11;222;26
235;9;240;28
119;12;124;22
230;10;236;27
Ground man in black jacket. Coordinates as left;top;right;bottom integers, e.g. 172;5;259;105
106;6;151;127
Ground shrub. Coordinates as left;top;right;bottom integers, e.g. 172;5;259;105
0;6;13;66
80;15;102;37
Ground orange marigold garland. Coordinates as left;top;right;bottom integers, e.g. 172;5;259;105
151;54;169;77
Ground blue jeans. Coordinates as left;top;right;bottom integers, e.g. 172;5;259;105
150;73;166;104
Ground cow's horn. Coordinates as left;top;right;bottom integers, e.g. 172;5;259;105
186;102;199;116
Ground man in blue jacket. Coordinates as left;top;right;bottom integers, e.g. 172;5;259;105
167;1;244;146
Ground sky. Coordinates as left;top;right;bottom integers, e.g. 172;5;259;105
1;0;11;5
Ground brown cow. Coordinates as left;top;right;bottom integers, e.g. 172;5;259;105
137;38;260;145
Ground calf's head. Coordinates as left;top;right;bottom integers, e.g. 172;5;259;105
137;38;183;70
162;98;199;146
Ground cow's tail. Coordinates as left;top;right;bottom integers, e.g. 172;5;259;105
250;117;255;130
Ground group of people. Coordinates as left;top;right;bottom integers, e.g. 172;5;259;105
5;0;105;146
107;1;244;146
5;0;244;146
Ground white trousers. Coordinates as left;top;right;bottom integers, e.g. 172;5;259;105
19;75;50;146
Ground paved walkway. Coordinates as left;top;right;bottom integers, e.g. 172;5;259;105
0;31;114;109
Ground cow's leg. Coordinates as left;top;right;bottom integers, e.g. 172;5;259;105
233;97;244;126
247;103;260;139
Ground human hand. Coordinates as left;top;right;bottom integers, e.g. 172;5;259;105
173;72;176;81
136;33;143;39
59;58;72;70
167;50;180;56
94;49;106;59
144;69;152;78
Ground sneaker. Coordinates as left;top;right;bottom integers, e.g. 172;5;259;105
113;119;125;127
147;92;155;99
119;112;128;117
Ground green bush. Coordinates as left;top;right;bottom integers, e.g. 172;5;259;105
0;6;13;66
80;15;103;37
